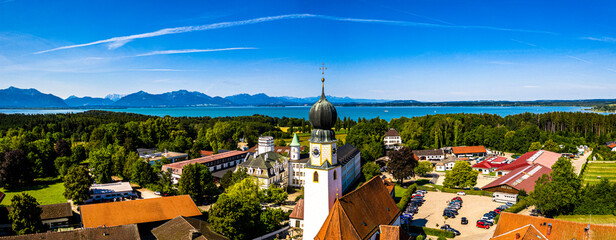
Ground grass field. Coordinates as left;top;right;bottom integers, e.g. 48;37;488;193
0;178;67;206
556;215;616;225
582;162;616;184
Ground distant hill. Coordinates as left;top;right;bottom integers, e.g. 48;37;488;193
113;90;232;107
224;93;292;106
0;87;68;108
104;93;125;102
281;96;392;104
65;96;114;107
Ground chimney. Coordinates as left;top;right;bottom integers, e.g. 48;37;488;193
547;223;552;235
515;233;521;239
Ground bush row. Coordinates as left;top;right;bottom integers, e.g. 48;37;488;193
407;225;455;238
505;197;529;213
396;184;417;210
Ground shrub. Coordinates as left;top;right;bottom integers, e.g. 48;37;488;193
396;184;417;210
416;235;425;240
437;237;447;240
407;225;454;238
505;198;529;213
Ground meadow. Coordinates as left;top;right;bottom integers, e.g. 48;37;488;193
582;162;616;184
0;178;67;206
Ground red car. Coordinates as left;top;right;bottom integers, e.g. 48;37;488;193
452;197;463;202
476;221;490;229
494;209;502;214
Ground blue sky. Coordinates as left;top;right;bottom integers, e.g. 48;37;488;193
0;0;615;101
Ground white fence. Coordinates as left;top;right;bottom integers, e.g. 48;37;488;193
252;226;290;240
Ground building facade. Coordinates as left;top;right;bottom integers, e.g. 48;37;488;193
86;182;136;204
237;151;288;189
383;128;403;150
162;150;248;184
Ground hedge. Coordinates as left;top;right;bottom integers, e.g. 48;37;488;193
407;225;455;238
396;184;417;210
505;197;529;213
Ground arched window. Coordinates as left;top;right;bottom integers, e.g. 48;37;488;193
333;170;337;180
313;171;319;182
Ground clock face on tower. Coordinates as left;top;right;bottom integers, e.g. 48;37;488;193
312;147;320;157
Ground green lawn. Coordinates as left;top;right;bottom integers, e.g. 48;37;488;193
583;162;616;184
0;178;67;206
556;215;616;225
394;185;407;198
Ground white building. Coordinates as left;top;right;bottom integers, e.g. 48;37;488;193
236;151;288;190
289;199;304;228
86;182;135;203
436;157;459;171
258;136;274;154
383;128;403;150
301;78;362;240
162;150;248;184
288;133;308;187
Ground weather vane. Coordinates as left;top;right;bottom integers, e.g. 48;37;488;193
319;63;327;82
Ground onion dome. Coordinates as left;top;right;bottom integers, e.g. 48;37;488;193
309;78;338;130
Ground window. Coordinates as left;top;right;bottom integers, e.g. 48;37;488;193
313;171;319;182
333;170;337;180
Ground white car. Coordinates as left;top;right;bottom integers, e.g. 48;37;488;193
457;191;466;196
154;191;161;195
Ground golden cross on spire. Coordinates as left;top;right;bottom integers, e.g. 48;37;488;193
319;63;327;82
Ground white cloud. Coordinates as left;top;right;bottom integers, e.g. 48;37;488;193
135;47;257;57
34;14;556;54
581;36;616;43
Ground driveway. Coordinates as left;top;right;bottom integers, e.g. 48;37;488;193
137;188;161;199
409;191;501;240
573;150;591;175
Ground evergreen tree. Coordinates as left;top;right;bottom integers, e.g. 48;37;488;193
63;165;93;204
9;193;44;235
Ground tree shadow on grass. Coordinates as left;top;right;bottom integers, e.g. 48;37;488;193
3;178;61;193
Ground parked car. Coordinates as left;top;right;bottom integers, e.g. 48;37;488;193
506;202;514;207
461;217;468;225
452;197;463;202
483;213;495;219
476;220;490;229
445;208;458;215
154;191;161;195
488;211;498;216
457;191;466;196
481;218;495;225
443;211;456;218
494;209;502;214
440;225;461;236
497;205;508;211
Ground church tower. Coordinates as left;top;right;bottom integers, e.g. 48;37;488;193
290;133;300;161
303;65;342;240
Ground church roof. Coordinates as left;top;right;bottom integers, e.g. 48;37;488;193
290;133;301;147
309;79;337;130
315;177;401;240
377;225;411;240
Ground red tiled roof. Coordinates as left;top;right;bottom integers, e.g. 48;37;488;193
496;151;538;171
451;146;486;155
378;225;411;240
162;150;246;175
491;212;616;240
80;195;202;228
200;150;214;156
384;129;400;137
482;164;551;192
607;143;616;149
315;177;400;240
472;156;509;169
289;199;304;220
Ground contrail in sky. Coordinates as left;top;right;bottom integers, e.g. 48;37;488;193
135;47;257;57
34;13;556;54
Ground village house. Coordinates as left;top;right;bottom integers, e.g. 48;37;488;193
451;146;487;159
138;148;188;166
236;151;288;189
162;150;248;184
607;142;616;151
289;199;304;229
491;212;616;240
151;216;228;240
412;149;445;163
85;182;136;203
0;224;140;240
435;156;459;171
383;128;403;150
472;156;511;175
0;203;74;233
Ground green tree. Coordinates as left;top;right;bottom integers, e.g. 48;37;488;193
71;145;87;163
178;163;217;203
131;160;156;187
54;156;79;177
89;146;113;183
263;186;288;205
362;161;381;181
274;138;286;146
220;170;235;189
63;165;93;204
210;178;263;240
543;139;560;152
0;150;34;189
260;208;286;233
528;142;542;152
530;157;581;217
443;161;478;188
414;161;433;177
54;139;72;157
9;193;44;235
386;147;418;182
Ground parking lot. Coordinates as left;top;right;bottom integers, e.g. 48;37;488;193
409;191;501;240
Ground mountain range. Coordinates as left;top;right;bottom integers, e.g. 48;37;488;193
0;86;395;108
1;86;614;109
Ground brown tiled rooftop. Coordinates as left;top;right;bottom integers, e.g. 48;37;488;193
162;150;246;174
491;212;616;240
451;146;486;154
0;224;140;240
289;199;304;220
80;195;202;228
151;216;228;240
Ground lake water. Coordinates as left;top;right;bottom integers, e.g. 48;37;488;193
0;106;593;121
